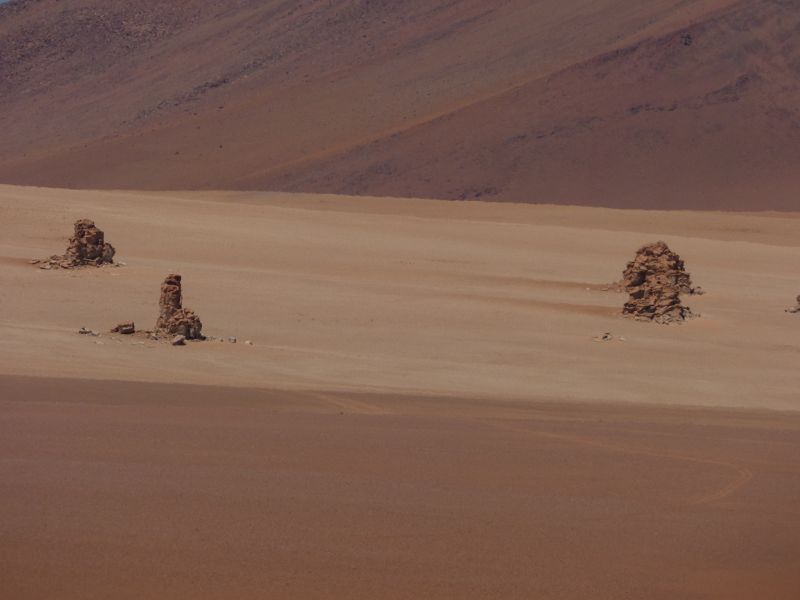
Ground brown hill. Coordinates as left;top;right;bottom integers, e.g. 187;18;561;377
1;0;798;209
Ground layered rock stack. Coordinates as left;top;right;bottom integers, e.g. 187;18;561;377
622;241;696;323
65;219;116;266
36;219;116;269
155;274;204;339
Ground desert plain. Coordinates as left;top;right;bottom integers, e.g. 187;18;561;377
2;184;800;599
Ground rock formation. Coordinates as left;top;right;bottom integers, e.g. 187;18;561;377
36;219;116;269
622;241;693;294
155;274;204;339
622;241;695;323
65;219;116;265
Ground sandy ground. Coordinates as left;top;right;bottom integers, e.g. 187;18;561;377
2;184;800;409
2;185;800;598
2;377;800;599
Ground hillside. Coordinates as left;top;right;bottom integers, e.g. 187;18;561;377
1;0;798;209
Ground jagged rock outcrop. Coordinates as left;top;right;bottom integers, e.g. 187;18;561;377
622;241;693;294
622;241;695;323
65;219;116;265
36;219;116;269
155;274;203;339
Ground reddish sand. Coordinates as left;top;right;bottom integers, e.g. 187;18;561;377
2;0;799;209
2;376;800;600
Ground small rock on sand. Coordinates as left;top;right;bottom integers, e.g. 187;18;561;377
111;321;135;335
171;335;186;346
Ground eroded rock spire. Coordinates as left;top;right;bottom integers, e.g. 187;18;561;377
156;274;203;339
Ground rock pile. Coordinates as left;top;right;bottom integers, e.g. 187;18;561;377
35;219;116;269
622;241;696;323
155;274;204;339
622;241;694;294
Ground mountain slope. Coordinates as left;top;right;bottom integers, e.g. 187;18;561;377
0;0;797;209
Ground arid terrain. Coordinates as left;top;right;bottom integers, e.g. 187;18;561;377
1;0;799;209
2;0;800;597
2;185;800;598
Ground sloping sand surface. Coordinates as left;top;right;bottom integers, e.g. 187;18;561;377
2;185;800;409
2;376;800;599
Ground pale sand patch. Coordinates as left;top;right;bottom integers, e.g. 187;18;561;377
1;184;799;409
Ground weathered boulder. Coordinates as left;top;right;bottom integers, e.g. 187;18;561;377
622;242;695;323
155;274;204;339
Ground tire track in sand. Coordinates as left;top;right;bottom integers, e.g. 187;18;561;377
303;393;753;505
487;420;754;506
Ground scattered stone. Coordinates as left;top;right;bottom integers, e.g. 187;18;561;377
786;295;800;314
29;259;40;265
155;274;204;340
593;332;614;342
171;335;186;346
111;321;135;335
228;336;237;344
37;219;117;269
245;340;254;346
78;327;91;335
622;241;697;324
